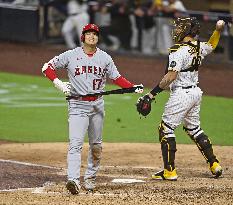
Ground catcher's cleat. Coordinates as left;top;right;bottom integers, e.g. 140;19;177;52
84;178;96;191
66;180;81;195
210;162;223;178
152;169;178;181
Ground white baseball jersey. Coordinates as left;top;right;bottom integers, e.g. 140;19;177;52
161;41;214;137
167;41;213;90
48;47;121;96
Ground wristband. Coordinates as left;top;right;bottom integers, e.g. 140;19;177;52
150;84;163;96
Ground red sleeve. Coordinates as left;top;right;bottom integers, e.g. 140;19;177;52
112;76;134;88
43;67;57;81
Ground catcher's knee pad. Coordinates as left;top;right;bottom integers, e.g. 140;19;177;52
183;126;203;140
192;133;217;164
92;143;102;167
160;137;177;171
158;121;175;142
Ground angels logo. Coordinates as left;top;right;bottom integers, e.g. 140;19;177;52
74;66;107;77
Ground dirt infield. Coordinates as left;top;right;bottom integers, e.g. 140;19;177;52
0;142;233;205
0;42;233;204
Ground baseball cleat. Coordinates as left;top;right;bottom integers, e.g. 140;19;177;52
84;178;96;191
66;180;81;195
210;162;223;178
152;169;178;181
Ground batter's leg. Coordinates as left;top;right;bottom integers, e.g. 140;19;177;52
84;111;104;180
67;114;89;183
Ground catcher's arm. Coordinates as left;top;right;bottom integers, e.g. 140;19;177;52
207;20;225;49
136;71;177;116
148;70;177;99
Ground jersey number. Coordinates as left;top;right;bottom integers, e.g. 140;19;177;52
190;56;202;71
93;79;102;90
191;56;202;66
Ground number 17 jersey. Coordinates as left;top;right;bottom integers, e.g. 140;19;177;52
49;47;121;96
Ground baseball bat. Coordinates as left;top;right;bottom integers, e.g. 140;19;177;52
66;85;143;100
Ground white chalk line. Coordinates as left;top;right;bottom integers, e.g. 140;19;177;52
0;159;62;170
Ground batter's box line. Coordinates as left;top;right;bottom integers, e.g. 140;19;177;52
0;159;62;170
0;182;55;193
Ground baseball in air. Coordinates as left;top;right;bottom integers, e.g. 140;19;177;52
217;20;224;26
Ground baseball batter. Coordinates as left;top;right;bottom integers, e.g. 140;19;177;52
42;24;143;194
138;17;225;180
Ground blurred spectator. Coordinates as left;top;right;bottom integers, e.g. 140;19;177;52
163;0;186;17
130;0;155;53
93;1;118;51
62;0;90;49
87;0;99;23
155;0;186;55
108;0;132;51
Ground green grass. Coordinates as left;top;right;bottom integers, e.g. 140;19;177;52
0;72;232;145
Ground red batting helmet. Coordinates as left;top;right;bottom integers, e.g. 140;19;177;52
81;24;100;42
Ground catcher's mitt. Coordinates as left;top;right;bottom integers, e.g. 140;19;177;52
136;95;155;116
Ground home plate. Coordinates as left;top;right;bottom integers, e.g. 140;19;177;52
112;179;145;184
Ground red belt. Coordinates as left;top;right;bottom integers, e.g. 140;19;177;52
67;96;99;101
79;96;99;101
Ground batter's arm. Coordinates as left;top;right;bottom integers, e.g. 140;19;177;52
147;70;178;99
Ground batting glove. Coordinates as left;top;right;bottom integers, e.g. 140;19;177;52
53;78;71;96
134;84;144;94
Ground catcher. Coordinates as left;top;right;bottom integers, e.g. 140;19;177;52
136;17;225;180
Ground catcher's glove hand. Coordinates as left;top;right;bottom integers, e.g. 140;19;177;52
136;94;155;116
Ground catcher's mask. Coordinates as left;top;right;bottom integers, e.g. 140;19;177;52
172;17;200;43
81;23;99;43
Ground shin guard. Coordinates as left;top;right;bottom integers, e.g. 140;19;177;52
184;126;217;164
159;121;177;171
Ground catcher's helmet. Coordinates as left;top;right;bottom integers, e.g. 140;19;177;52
172;17;200;43
81;24;99;42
